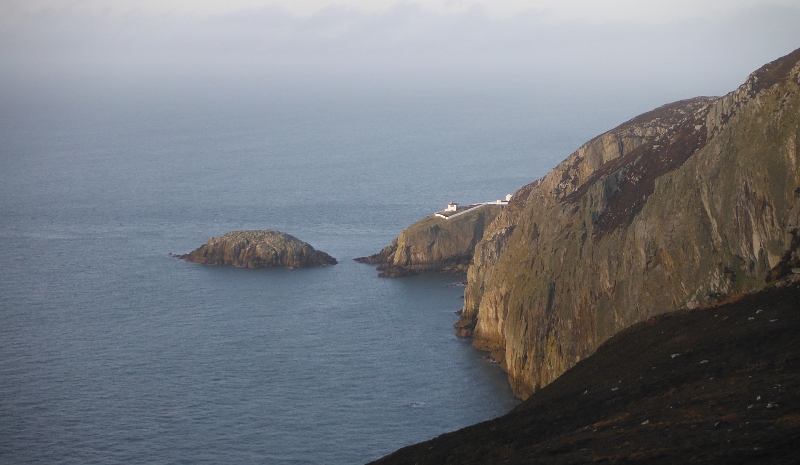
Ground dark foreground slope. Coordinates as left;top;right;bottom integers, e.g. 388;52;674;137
371;279;800;464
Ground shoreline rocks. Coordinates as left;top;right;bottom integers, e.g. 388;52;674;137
177;230;337;269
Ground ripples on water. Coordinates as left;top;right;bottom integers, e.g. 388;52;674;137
0;93;596;463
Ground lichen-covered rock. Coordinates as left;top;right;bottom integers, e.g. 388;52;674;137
460;47;800;399
356;204;503;277
178;230;337;268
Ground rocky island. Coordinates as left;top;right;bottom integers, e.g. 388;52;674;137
177;230;337;268
356;202;504;277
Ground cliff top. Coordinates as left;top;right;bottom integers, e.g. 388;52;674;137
748;46;800;95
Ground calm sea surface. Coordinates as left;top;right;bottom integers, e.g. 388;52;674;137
0;90;612;464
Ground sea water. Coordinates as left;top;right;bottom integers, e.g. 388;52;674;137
0;89;615;464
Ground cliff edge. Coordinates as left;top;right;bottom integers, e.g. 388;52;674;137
178;230;337;268
458;47;800;398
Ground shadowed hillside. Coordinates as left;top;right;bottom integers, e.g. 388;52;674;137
371;279;800;464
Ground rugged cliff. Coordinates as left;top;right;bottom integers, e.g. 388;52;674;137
457;47;800;398
178;230;337;268
356;204;503;277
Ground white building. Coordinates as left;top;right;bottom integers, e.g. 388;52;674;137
445;202;458;212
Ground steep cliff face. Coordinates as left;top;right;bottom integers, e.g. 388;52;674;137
356;204;503;277
179;230;337;268
459;48;800;398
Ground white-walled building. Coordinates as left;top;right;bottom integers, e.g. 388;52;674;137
435;195;510;219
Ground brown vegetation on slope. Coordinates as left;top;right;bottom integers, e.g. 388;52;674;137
563;98;714;240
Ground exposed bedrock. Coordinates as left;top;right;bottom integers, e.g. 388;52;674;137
356;204;503;277
178;230;337;268
458;47;800;399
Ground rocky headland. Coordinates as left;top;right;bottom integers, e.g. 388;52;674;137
356;204;503;277
368;46;800;463
177;230;337;268
456;46;800;399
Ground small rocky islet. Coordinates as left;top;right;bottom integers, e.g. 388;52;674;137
176;230;337;269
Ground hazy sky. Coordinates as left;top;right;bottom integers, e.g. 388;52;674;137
2;0;800;107
4;0;799;20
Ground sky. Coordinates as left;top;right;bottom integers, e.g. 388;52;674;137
1;0;800;109
3;0;799;21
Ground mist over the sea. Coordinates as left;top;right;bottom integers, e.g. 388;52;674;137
3;0;800;117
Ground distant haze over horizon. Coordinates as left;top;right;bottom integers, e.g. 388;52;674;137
2;0;800;121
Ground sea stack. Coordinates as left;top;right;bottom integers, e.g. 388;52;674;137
178;230;337;268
